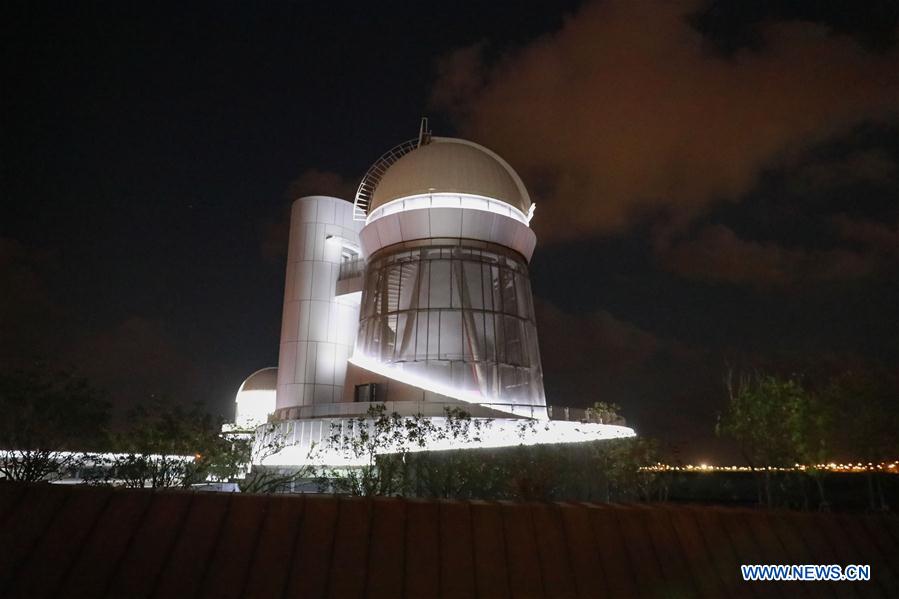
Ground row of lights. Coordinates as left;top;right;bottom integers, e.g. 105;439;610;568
640;461;899;473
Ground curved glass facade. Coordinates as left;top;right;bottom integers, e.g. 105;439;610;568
355;238;546;410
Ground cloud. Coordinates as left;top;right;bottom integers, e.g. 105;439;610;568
66;317;198;410
791;149;897;193
1;238;198;411
658;224;876;288
0;237;54;316
285;168;356;202
0;237;62;367
261;168;357;260
432;0;899;241
535;299;675;375
533;299;712;442
833;215;899;260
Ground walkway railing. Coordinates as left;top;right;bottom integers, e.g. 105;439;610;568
338;258;365;281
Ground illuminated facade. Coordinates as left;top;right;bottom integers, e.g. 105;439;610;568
233;367;277;430
273;195;362;418
238;125;634;465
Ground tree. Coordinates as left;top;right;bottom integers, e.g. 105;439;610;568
0;365;110;482
238;423;316;494
821;368;898;510
313;404;433;496
314;405;494;497
603;437;665;501
584;401;623;424
717;370;813;507
403;407;494;498
103;399;233;488
312;405;667;503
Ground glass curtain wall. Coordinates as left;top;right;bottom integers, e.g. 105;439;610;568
356;238;546;410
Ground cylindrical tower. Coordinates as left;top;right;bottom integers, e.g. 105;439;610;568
347;136;547;419
275;195;363;419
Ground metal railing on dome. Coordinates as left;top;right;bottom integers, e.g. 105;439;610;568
353;138;421;221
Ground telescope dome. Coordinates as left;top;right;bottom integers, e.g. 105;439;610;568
368;137;532;214
234;367;277;429
238;367;278;393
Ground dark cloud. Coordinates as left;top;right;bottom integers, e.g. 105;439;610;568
260;169;357;260
1;236;198;414
657;224;877;289
259;212;292;262
432;43;488;117
535;299;663;376
533;298;701;399
833;215;899;260
534;298;721;453
0;238;62;367
650;137;898;288
285;168;357;202
0;238;54;316
432;0;899;241
790;148;897;193
65;317;199;413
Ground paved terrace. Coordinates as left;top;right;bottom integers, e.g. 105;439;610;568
1;481;897;598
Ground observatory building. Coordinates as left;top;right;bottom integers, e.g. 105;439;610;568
240;124;634;465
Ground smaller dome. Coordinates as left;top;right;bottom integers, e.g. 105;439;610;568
234;367;277;429
238;367;278;392
369;137;531;214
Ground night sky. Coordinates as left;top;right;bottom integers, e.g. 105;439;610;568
3;1;897;461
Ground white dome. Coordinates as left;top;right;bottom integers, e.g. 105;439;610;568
369;137;532;214
237;367;278;392
234;367;277;429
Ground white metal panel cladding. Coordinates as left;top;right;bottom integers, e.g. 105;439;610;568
358;204;538;261
276;196;363;413
367;193;529;226
355;240;546;410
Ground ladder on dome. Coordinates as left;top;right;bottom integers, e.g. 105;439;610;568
353;118;432;221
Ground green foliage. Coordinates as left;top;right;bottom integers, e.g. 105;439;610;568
717;366;899;510
207;435;252;483
0;364;110;482
314;404;502;497
314;403;664;502
717;371;825;506
822;368;898;463
584;401;623;424
314;404;444;496
819;368;898;510
99;399;238;488
402;437;665;502
238;423;314;494
400;407;495;498
718;372;812;469
239;464;311;494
